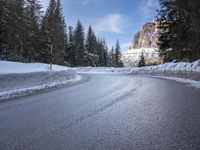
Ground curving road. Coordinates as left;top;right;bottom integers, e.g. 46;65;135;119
0;74;200;150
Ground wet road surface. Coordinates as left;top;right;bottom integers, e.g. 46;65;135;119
0;74;200;150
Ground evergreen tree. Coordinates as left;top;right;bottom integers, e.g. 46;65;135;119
114;40;123;67
85;26;97;66
138;52;145;67
6;0;27;61
65;26;76;66
74;20;85;66
102;39;108;66
24;0;42;62
54;0;67;64
0;0;115;66
157;0;199;62
108;46;115;67
185;0;200;60
96;38;104;66
39;0;66;64
39;0;56;63
0;0;9;60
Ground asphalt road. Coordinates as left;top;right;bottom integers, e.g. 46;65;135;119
0;74;200;150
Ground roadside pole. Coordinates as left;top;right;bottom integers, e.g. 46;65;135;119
50;44;53;69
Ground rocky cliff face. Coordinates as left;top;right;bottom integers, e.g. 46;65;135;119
121;20;162;67
130;21;159;49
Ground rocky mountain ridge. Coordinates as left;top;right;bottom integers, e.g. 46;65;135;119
129;20;160;49
121;20;162;67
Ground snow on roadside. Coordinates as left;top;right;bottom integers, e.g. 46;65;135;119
0;61;81;101
0;61;69;74
74;60;200;75
74;60;200;88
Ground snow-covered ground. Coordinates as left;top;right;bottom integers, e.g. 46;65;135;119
0;61;81;101
75;60;200;75
121;48;161;67
0;61;70;74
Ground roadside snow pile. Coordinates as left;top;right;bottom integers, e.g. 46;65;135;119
75;60;200;80
133;60;200;73
0;61;70;74
0;61;81;101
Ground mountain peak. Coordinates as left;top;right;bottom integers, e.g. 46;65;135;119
129;21;159;49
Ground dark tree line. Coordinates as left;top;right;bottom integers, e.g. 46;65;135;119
0;0;123;67
157;0;200;62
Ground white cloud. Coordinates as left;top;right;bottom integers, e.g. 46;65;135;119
140;0;159;20
94;13;125;34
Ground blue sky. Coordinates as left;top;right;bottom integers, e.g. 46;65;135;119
41;0;159;52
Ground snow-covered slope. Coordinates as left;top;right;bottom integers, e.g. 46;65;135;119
0;61;69;74
121;48;161;67
75;60;200;74
0;61;81;101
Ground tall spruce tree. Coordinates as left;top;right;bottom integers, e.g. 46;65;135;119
24;0;42;62
157;0;200;62
96;38;103;66
74;20;85;66
6;0;27;61
54;0;67;64
138;52;145;67
102;39;108;66
39;0;56;63
109;46;115;67
85;26;97;66
114;40;123;67
65;26;76;66
40;0;66;64
0;0;9;60
185;0;200;60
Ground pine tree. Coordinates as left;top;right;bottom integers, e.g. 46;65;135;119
186;0;200;60
54;0;67;64
138;52;145;67
0;0;9;60
40;0;66;64
65;26;76;66
102;39;108;66
114;40;123;67
108;46;115;67
6;0;27;61
96;38;104;66
157;0;198;62
24;0;42;62
74;20;85;66
85;26;97;66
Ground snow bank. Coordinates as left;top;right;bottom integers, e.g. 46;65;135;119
74;60;200;81
0;61;81;101
0;61;69;74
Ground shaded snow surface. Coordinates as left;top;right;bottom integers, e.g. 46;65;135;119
0;61;81;101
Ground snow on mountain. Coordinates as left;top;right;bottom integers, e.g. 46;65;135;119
121;48;161;67
121;20;162;67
